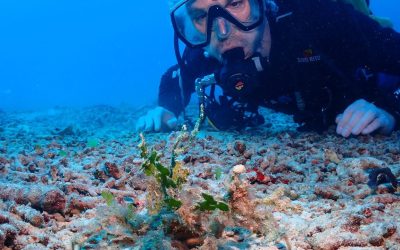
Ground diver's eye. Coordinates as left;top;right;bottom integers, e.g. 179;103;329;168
194;12;207;23
229;0;243;8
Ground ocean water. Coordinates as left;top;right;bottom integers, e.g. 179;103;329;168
0;0;175;111
0;0;398;111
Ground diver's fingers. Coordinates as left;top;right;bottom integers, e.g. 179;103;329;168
135;117;146;132
337;105;356;134
160;108;178;130
340;110;364;137
144;114;154;132
337;99;367;135
374;111;396;135
166;117;178;129
351;110;376;135
361;118;381;135
335;113;344;134
153;111;162;132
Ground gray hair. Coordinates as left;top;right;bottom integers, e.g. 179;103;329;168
168;0;279;14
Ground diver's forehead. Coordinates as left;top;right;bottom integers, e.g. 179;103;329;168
188;0;227;10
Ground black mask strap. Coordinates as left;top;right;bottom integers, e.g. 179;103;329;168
174;32;186;72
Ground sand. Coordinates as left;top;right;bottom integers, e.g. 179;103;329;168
0;105;398;249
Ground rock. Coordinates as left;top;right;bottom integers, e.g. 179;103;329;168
324;149;341;164
243;150;253;160
232;164;246;175
368;236;384;246
360;222;397;244
14;205;44;227
18;155;30;166
341;214;363;232
0;224;18;247
382;223;397;238
21;243;48;250
57;126;75;136
261;152;277;170
234;140;246;155
342;157;387;171
68;195;100;212
221;226;252;242
197;154;211;163
185;237;204;248
336;157;392;195
309;228;368;249
349;184;371;199
314;184;341;200
0;183;66;213
370;194;400;205
104;162;122;179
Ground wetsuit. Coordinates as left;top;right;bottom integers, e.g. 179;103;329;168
159;0;400;131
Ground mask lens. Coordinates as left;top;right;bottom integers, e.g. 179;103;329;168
171;0;263;47
173;3;208;45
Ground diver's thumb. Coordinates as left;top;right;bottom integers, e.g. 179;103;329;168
166;117;178;129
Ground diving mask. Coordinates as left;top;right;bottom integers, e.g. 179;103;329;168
171;0;265;48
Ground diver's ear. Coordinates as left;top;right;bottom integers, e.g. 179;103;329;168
203;51;210;58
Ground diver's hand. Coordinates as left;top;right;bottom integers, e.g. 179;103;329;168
336;99;395;137
135;106;178;132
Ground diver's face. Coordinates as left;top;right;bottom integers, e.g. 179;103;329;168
187;0;270;62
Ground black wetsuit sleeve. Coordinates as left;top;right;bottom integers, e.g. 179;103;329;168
158;64;185;117
303;0;400;126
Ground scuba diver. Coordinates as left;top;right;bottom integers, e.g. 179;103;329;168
136;0;400;137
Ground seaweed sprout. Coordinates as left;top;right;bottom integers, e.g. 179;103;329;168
58;150;67;157
215;167;223;180
138;133;183;211
87;138;99;148
100;191;137;223
195;193;229;212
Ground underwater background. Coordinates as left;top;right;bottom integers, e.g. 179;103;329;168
0;0;399;111
0;1;399;249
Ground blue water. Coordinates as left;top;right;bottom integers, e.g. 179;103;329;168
0;0;398;111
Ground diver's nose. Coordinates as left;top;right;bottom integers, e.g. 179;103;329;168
214;18;231;41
